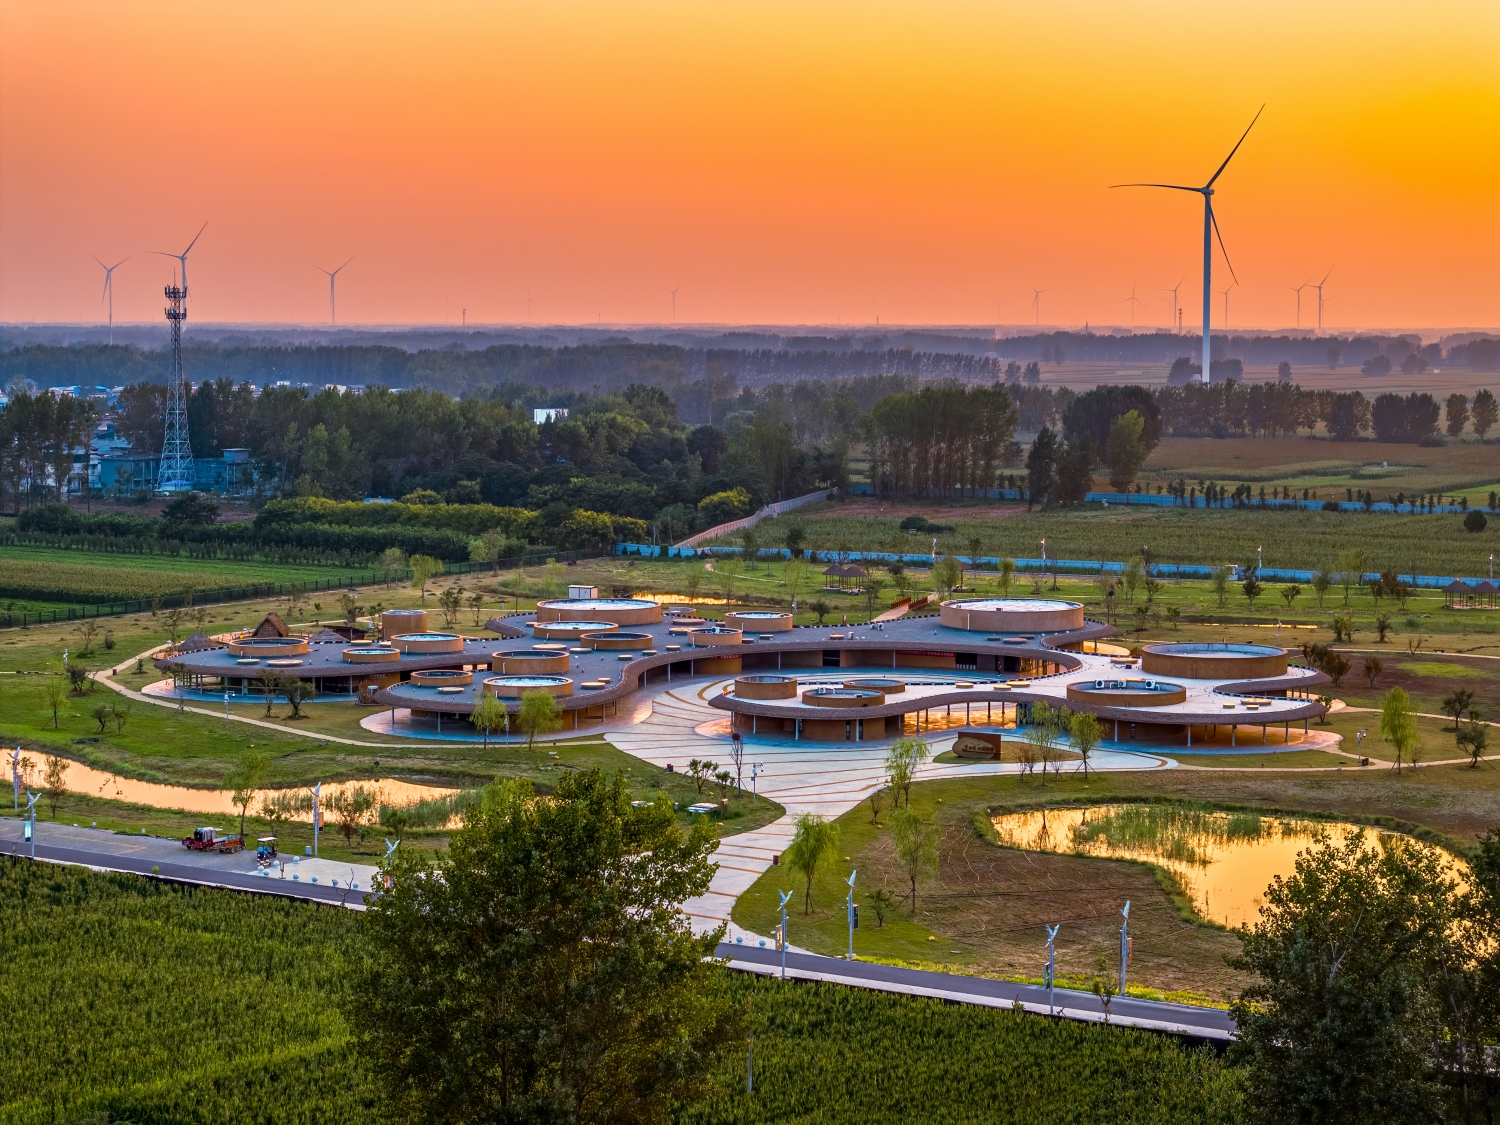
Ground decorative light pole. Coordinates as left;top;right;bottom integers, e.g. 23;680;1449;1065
1119;901;1132;995
1045;923;1060;1015
777;889;793;979
23;790;40;859
845;869;858;960
311;781;323;857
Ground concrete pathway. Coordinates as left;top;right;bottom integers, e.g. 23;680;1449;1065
605;675;1176;938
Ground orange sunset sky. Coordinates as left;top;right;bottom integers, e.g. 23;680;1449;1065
2;1;1497;331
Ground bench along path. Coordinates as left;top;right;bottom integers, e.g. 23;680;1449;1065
605;676;1176;938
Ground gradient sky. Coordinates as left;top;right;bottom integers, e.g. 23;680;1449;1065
2;1;1497;330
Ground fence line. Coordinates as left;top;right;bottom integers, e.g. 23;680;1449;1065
0;548;597;630
674;488;836;549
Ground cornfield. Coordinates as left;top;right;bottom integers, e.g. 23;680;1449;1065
683;974;1243;1124
0;857;375;1123
0;859;1241;1123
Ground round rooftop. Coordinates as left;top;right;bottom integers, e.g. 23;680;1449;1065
535;597;662;626
1141;641;1288;680
939;597;1085;633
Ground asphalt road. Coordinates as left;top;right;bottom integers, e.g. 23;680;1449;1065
1;820;1234;1039
716;941;1236;1040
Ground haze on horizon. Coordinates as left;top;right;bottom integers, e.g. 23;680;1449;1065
2;1;1497;332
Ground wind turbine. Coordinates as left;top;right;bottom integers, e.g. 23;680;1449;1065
1311;268;1333;333
1029;286;1050;325
316;258;352;325
1158;275;1185;332
93;255;129;344
1120;284;1146;330
1284;280;1309;331
667;283;684;323
1218;283;1235;328
152;221;208;298
519;291;536;321
1113;106;1263;389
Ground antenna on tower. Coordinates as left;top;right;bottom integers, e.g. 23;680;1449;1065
154;230;202;494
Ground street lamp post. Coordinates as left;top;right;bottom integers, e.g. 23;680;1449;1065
1119;901;1132;996
777;889;793;979
845;870;858;960
1045;923;1060;1015
23;790;40;859
311;781;322;857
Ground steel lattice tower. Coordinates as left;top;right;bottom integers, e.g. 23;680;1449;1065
156;282;195;492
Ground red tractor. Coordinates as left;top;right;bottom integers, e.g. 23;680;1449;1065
181;827;244;853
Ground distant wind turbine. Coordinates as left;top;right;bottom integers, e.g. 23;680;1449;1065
1158;275;1185;332
519;291;536;321
316;258;352;325
1284;280;1309;331
1311;268;1333;333
1217;284;1235;328
667;283;684;323
1029;286;1050;325
1113;106;1263;389
93;255;128;343
151;221;208;298
1120;284;1146;330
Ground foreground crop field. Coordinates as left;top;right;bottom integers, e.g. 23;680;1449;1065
0;859;1240;1125
741;501;1497;577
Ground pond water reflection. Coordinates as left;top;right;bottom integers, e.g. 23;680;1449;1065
991;804;1462;929
28;758;456;821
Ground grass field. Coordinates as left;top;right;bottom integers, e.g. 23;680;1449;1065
0;544;372;614
731;755;1500;1005
735;500;1499;578
0;858;1241;1125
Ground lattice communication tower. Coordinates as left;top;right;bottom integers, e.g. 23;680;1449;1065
156;281;195;492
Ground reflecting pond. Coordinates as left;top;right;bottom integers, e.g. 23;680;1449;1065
17;757;456;822
991;804;1463;929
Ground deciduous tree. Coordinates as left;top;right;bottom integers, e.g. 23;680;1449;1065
346;771;736;1124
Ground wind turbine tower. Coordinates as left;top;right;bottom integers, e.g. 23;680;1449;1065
1218;284;1235;328
1158;275;1184;333
1114;107;1262;388
317;258;352;325
667;283;684;323
1029;286;1050;326
1312;268;1333;333
1120;284;1146;330
151;223;206;494
93;258;128;346
1284;281;1309;331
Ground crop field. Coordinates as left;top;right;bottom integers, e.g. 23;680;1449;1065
738;502;1497;577
0;858;1239;1125
0;545;368;611
1138;436;1500;500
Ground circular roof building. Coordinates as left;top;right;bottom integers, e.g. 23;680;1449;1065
939;597;1085;633
534;597;662;626
1141;642;1288;680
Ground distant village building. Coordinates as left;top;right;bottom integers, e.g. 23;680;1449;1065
533;407;568;425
